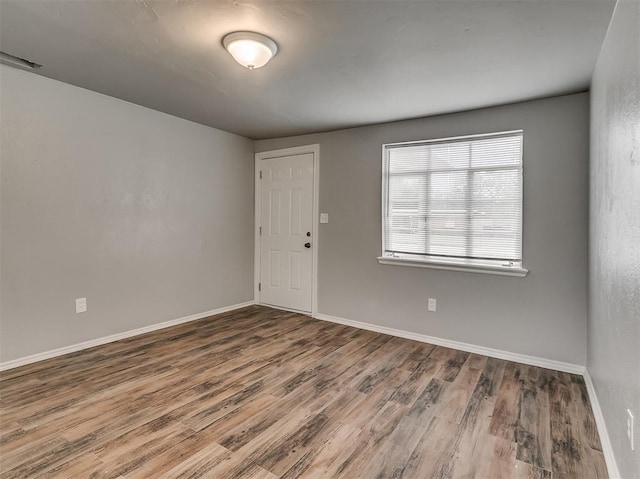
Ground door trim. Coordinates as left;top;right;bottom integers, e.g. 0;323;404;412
254;144;320;317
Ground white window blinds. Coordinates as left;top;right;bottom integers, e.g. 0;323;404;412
382;130;523;267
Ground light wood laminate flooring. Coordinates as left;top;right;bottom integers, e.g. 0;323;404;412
0;305;607;478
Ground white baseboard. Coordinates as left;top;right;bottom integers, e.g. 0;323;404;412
0;301;255;372
314;312;585;375
583;370;621;479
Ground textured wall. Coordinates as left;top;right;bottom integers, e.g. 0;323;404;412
256;93;590;365
589;0;640;477
0;65;255;362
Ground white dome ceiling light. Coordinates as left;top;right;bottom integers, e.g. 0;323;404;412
222;31;278;70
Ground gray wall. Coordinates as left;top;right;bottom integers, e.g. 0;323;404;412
0;65;255;363
256;93;590;365
589;0;640;476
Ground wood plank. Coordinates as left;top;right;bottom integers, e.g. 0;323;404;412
514;459;553;479
515;365;553;471
474;436;518;479
489;361;522;440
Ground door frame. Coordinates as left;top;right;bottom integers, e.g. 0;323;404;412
254;144;320;317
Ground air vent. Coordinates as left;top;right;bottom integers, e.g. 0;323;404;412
0;51;42;70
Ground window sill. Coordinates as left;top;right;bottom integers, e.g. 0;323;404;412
377;256;528;277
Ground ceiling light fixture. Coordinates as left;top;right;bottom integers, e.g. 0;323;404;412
222;31;277;70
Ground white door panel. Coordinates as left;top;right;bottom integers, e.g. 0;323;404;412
260;153;314;312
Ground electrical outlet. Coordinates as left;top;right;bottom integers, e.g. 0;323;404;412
75;297;87;314
320;213;329;224
428;298;437;312
628;409;635;451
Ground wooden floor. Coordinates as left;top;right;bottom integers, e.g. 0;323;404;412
0;305;606;478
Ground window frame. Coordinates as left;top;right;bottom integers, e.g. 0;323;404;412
378;130;528;277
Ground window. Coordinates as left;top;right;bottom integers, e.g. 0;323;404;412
379;130;527;276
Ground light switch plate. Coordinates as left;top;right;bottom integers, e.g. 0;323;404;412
320;213;329;224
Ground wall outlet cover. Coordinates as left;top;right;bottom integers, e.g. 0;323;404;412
75;297;87;314
320;213;329;224
428;298;437;312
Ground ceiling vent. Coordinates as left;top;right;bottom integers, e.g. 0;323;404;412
0;51;42;70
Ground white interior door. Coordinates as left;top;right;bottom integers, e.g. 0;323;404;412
259;153;314;312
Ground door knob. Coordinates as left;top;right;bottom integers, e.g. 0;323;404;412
304;242;311;248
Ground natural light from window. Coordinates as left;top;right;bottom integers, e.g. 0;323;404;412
380;130;527;276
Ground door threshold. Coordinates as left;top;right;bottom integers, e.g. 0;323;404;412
257;303;313;317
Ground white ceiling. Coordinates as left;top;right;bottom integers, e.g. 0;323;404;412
0;0;615;139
